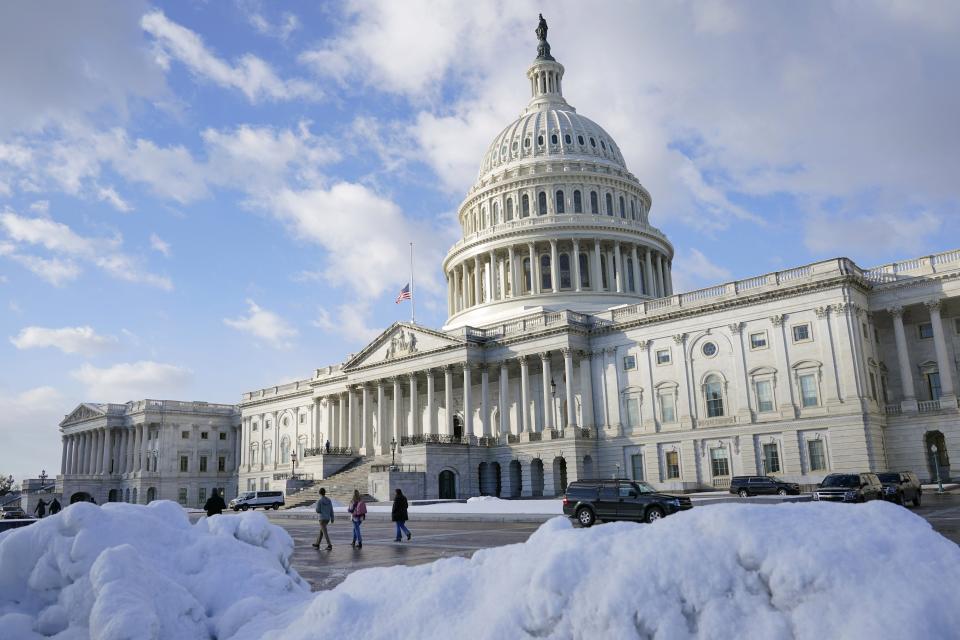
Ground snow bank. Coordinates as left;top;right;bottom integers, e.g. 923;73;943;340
0;500;311;640
253;501;960;640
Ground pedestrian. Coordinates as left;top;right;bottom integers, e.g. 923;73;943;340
34;498;47;519
89;496;97;504
48;498;61;515
348;489;367;549
204;488;226;517
392;488;412;542
311;488;334;551
325;439;331;454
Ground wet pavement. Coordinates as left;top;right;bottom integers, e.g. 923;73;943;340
912;491;960;544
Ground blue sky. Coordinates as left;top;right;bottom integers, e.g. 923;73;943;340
2;0;958;481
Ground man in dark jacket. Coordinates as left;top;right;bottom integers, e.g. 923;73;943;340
391;488;412;542
204;489;226;517
48;498;62;515
34;498;47;518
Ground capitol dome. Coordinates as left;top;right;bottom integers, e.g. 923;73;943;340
442;16;674;330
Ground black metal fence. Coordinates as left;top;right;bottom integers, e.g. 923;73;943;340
400;434;468;446
477;436;498;447
303;447;354;458
370;464;424;473
578;428;594;439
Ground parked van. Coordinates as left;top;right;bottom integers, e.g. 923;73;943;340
229;490;284;511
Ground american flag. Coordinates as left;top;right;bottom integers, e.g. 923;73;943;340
395;283;412;304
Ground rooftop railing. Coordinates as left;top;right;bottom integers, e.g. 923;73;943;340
863;248;960;283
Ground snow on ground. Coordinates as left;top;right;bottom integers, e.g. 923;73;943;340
3;500;959;639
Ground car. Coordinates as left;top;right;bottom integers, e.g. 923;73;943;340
876;471;922;507
729;476;801;497
562;479;692;527
813;473;883;503
1;505;30;520
228;490;285;511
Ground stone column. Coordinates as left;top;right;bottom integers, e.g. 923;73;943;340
473;256;482;305
443;366;453;435
408;373;419;436
580;351;595;428
604;348;622;429
73;435;82;474
481;365;490;437
927;300;957;401
392;378;402;442
645;249;654;296
361;384;371;454
541;352;554;431
101;428;111;475
657;254;666;297
60;436;68;476
338;393;347;449
499;362;510;436
118;428;127;474
459;263;467;310
426;369;436;435
81;432;90;474
614;241;624;293
507;246;516;298
630;245;640;294
550;239;559;293
573;239;582;292
130;426;139;473
377;381;386;454
665;261;673;295
519;355;530;432
346;388;355;450
142;424;151;473
593;240;603;291
85;431;93;474
463;364;474;438
563;348;577;428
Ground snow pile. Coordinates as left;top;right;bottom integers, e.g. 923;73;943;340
255;501;960;640
0;500;310;640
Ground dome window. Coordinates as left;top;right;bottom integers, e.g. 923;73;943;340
601;140;607;151
605;193;614;216
559;254;572;289
555;190;565;214
578;135;585;145
540;254;552;290
620;196;626;218
578;252;591;288
537;135;544;146
573;190;583;213
590;191;599;214
564;134;572;144
506;198;514;221
537;191;548;215
512;141;518;151
524;138;531;149
631;200;636;220
551;134;558;145
590;137;596;147
521;194;530;217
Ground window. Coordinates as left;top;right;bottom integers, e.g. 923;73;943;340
590;137;596;147
299;413;306;424
181;431;189;439
219;432;226;441
625;393;641;428
537;134;544;146
665;451;680;479
659;392;676;423
750;332;768;350
555;190;565;214
862;323;869;340
710;447;730;477
704;375;724;417
799;374;819;407
540;254;552;290
522;257;531;292
201;432;208;440
551;133;558;144
554;253;571;289
263;441;273;463
918;322;933;339
926;372;942;400
656;349;671;365
200;456;208;473
619;196;626;218
218;456;226;472
578;134;585;145
573;190;583;213
762;443;781;474
601;139;607;150
280;438;290;464
538;191;548;215
506;198;514;220
252;422;258;432
180;456;188;472
701;342;717;357
590;191;599;214
198;487;206;504
600;254;608;289
631;454;644;481
564;134;571;144
755;380;775;413
521;194;530;217
807;439;827;471
626;258;635;292
524;137;531;148
869;373;878;401
605;193;614;216
623;355;637;370
792;324;811;342
579;253;590;288
631;200;636;219
178;488;187;506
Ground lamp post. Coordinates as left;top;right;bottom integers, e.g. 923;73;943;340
931;444;944;494
38;469;48;486
290;451;298;478
550;378;557;431
390;437;398;469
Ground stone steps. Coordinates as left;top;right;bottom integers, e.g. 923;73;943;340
284;456;388;509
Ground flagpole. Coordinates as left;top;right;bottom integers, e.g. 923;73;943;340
409;242;416;324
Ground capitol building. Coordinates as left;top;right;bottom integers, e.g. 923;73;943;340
58;19;959;506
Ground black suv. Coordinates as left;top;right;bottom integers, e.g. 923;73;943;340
814;473;883;503
729;476;801;497
563;479;692;526
876;471;922;507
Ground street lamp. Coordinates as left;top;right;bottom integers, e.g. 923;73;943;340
931;444;945;494
550;378;557;430
390;437;398;469
290;451;298;478
38;469;48;485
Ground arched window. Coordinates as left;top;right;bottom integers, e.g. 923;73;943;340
555;190;565;214
564;134;571;144
522;257;532;293
619;196;626;218
606;193;614;216
537;134;544;146
573;190;583;213
627;258;636;292
506;198;514;221
280;437;290;464
263;440;273;464
481;206;487;228
538;191;547;215
493;201;500;224
590;191;599;214
705;375;725;417
559;253;572;289
250;443;259;464
578;135;585;145
600;255;609;290
551;133;558;144
297;435;307;460
540;254;552;290
631;200;636;220
521;194;530;217
579;252;590;288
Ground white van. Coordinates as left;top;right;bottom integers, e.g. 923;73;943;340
229;490;285;511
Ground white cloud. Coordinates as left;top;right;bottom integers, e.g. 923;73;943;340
11;325;119;356
141;10;318;102
96;185;133;212
0;210;172;289
0;386;68;484
224;299;298;349
246;7;300;41
71;360;193;401
670;248;733;293
28;200;48;214
149;233;171;257
804;210;943;260
313;302;380;345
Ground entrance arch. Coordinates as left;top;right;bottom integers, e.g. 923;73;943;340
531;459;545;497
146;487;157;503
491;462;502;497
553;457;568;494
453;415;464;440
439;469;458;499
69;492;92;504
925;431;951;482
509;460;522;497
108;489;118;503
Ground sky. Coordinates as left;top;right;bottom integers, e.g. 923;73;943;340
1;0;958;483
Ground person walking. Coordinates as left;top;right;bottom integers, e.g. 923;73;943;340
348;489;367;549
311;488;335;551
204;488;226;517
34;498;47;519
48;498;61;515
392;488;412;542
324;439;331;454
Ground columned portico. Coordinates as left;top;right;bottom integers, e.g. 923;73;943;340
927;300;957;403
463;364;474;438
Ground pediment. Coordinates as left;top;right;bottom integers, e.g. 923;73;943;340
343;322;464;370
60;403;107;427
